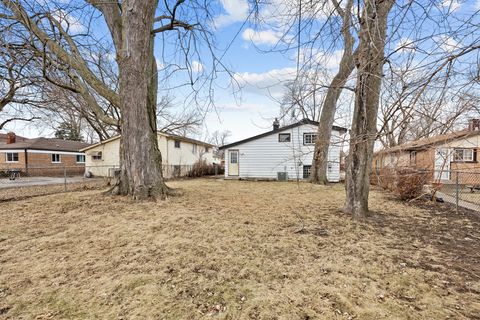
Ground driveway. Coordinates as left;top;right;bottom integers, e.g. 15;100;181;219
0;176;88;189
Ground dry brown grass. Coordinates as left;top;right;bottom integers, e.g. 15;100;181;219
0;179;479;319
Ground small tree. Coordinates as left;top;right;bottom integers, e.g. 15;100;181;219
54;121;83;141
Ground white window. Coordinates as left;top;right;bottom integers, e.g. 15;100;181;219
51;154;61;163
303;133;317;145
230;151;238;164
76;155;85;163
454;149;474;162
192;144;197;154
174;140;181;148
6;152;19;163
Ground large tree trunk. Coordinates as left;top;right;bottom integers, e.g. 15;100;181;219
344;0;394;218
113;0;170;200
310;0;355;184
309;55;355;184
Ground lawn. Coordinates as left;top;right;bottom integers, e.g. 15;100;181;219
0;179;479;319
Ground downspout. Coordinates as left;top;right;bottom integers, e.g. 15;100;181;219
24;149;28;175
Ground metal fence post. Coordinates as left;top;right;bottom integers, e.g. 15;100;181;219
455;171;459;214
64;166;67;192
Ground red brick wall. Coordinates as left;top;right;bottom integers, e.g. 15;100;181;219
0;151;85;177
0;151;27;171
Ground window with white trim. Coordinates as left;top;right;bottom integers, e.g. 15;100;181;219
454;149;474;162
76;155;85;163
303;133;317;145
6;152;19;163
174;140;181;148
51;154;61;163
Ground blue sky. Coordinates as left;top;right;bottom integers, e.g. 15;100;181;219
3;0;480;144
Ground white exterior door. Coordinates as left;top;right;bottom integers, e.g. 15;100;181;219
228;150;239;176
434;148;451;181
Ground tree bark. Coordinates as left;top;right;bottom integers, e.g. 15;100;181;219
344;0;394;218
113;0;170;199
310;0;355;184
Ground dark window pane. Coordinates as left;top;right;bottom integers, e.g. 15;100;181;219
279;133;291;142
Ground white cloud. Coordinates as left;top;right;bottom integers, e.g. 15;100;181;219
52;10;85;34
440;0;462;12
476;0;480;10
218;102;260;112
191;60;204;73
214;0;249;28
241;28;282;46
259;0;336;26
436;35;460;52
395;37;416;53
233;67;297;98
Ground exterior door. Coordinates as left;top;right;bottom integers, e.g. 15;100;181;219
434;148;451;181
228;150;239;176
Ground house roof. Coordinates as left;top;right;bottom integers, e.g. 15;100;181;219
0;133;29;145
0;137;91;152
80;131;214;152
375;130;480;155
219;119;348;150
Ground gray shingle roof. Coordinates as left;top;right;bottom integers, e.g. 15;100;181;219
0;137;91;152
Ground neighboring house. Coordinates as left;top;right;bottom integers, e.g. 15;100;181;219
219;119;347;182
0;132;90;176
372;119;480;183
81;131;215;177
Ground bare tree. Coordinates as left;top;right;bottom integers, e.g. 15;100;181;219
208;129;231;161
1;0;222;199
344;0;395;218
310;0;356;184
0;33;42;128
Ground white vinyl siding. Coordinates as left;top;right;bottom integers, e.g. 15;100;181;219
225;124;343;182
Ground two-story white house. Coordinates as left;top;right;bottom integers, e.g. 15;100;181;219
81;131;215;178
219;119;347;182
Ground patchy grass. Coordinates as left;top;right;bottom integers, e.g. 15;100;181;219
0;179;479;319
0;178;110;202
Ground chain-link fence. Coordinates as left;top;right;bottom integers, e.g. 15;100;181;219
433;171;480;212
0;165;116;201
0;163;224;201
371;167;480;212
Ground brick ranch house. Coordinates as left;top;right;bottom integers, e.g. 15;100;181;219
0;132;91;176
372;119;480;184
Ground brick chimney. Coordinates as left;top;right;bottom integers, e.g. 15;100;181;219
468;119;480;131
273;118;280;131
6;132;16;144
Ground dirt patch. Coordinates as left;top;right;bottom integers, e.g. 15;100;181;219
0;179;479;319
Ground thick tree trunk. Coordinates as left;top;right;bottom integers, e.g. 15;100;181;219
113;0;171;200
309;56;355;184
344;0;394;218
310;0;355;185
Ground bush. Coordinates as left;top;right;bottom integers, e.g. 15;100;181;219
187;160;224;178
395;169;429;200
371;167;428;200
